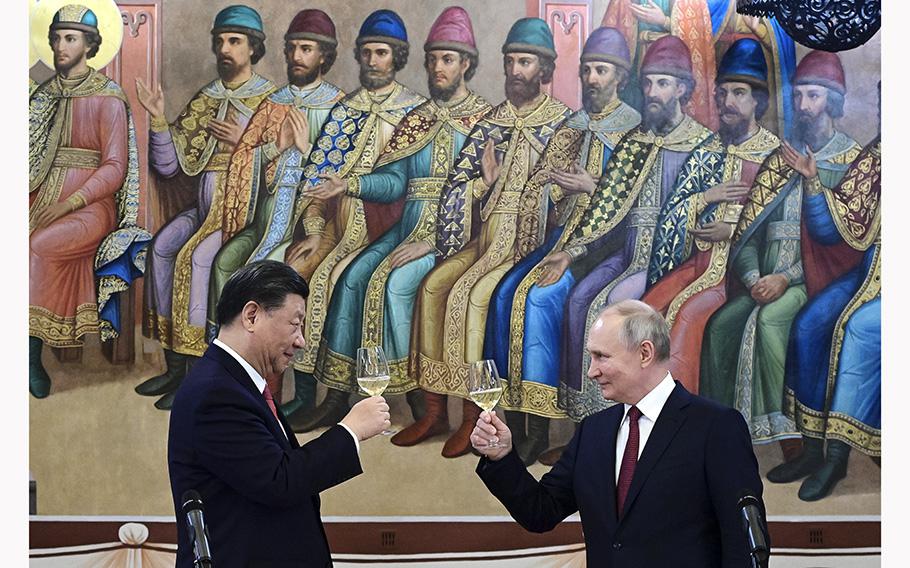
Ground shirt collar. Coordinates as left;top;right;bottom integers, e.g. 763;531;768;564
623;372;676;423
213;338;267;394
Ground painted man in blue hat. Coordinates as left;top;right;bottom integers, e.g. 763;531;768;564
275;9;426;431
29;4;150;398
477;27;642;466
641;37;780;403
402;17;572;459
205;10;347;413
135;5;276;410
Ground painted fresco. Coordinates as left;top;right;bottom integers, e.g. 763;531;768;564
28;0;880;517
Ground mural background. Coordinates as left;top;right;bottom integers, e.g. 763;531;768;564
27;0;880;520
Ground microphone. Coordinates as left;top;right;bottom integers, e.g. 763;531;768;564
737;490;769;568
181;490;214;568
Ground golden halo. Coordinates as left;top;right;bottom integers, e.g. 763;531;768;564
29;0;41;66
31;0;124;70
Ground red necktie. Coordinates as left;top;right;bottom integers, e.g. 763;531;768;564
616;405;642;518
262;384;280;423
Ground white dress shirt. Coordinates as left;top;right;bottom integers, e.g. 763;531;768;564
614;372;676;483
213;339;360;452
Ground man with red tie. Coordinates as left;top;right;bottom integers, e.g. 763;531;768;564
472;299;766;566
167;260;390;567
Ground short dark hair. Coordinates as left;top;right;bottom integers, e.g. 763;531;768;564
677;76;696;107
423;50;478;82
317;40;337;74
216;260;309;327
48;29;102;59
353;42;410;72
211;33;266;65
539;54;555;84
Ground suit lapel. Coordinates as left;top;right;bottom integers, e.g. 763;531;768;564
619;382;690;521
207;344;293;449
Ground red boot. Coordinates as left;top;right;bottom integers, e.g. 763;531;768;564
391;390;449;446
442;399;481;458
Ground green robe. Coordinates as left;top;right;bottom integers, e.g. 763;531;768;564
700;131;860;442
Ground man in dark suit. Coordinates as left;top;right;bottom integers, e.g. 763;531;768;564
472;299;767;567
168;260;390;567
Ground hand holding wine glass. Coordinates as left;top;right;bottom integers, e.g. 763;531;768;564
356;346;395;435
468;360;505;449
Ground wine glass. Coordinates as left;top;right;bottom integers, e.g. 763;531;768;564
356;346;394;435
468;359;504;448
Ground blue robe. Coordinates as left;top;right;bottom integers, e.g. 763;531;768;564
783;138;880;455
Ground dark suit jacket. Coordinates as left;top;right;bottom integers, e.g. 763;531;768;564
477;382;767;567
168;344;361;568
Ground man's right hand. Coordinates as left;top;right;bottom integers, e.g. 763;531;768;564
285;234;321;265
703;181;750;204
470;410;513;461
134;78;165;120
480;138;503;187
388;241;434;269
536;251;572;287
341;396;391;441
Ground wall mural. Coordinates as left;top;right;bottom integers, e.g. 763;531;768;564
29;0;879;518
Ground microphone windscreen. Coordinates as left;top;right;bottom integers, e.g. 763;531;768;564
181;490;204;514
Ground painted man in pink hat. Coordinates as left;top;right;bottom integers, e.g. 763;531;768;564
300;7;492;431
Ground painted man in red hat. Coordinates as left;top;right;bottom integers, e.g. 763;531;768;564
306;7;493;432
700;49;862;446
205;9;346;414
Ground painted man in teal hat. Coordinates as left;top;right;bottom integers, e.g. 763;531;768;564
479;26;642;466
307;7;493;433
30;4;150;398
275;9;426;431
135;4;276;410
401;17;571;458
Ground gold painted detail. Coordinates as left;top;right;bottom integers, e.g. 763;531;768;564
51;147;100;169
29;303;99;348
499;381;565;419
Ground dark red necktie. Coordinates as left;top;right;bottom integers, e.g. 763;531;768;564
616;405;643;518
262;384;280;423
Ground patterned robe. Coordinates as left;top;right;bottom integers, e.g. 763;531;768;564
144;74;275;356
285;82;426;375
642;127;780;391
30;68;150;347
482;101;641;417
205;81;345;339
556;115;711;421
314;93;492;393
784;136;880;455
700;131;861;442
410;94;571;398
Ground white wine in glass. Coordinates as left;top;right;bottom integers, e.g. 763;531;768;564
356;346;394;435
468;359;504;447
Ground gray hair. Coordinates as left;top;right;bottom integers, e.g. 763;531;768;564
599;300;671;361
